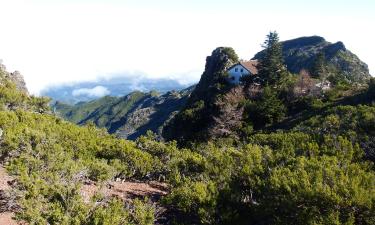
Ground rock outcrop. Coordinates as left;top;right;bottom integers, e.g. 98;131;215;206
253;36;371;83
0;61;28;94
162;47;239;143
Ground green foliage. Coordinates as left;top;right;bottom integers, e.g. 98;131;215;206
131;198;155;225
257;31;288;86
179;100;205;121
244;86;286;128
0;109;159;224
221;47;239;62
0;75;158;224
164;137;375;225
87;199;130;225
87;198;155;225
54;91;146;126
0;72;50;112
312;51;327;79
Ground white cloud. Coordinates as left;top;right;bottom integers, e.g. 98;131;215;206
72;86;110;97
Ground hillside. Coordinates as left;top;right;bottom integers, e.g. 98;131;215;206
253;36;371;83
1;32;375;225
53;87;193;139
0;62;171;224
165;34;374;145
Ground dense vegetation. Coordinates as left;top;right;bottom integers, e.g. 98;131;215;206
159;33;375;224
1;32;375;225
0;67;161;224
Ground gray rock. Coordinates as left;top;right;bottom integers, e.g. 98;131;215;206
253;36;371;83
0;61;29;94
8;71;28;94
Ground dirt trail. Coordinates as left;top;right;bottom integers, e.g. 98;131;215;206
0;212;19;225
0;166;12;191
0;166;19;225
80;180;169;203
1;165;169;224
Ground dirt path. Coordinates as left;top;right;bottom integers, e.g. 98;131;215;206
80;180;169;203
0;166;12;191
0;165;20;225
0;212;19;225
1;165;169;224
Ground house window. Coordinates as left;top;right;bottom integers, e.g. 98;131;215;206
240;68;244;73
235;68;238;72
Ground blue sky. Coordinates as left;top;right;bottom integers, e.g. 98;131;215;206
0;0;374;94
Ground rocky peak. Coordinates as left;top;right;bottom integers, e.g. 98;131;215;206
282;36;327;50
9;71;28;94
324;41;346;58
188;47;238;104
253;36;371;83
0;61;29;94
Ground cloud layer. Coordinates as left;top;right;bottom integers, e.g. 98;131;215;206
72;86;110;98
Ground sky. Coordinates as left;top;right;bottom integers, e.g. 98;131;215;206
0;0;374;95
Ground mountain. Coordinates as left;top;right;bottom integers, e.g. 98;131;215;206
165;34;375;146
253;36;371;83
1;35;375;225
163;47;240;143
53;86;194;139
42;76;191;104
54;36;373;144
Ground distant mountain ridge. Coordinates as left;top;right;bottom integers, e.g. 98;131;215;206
53;86;194;139
43;76;192;104
253;36;371;82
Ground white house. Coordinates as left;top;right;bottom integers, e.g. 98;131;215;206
227;60;258;84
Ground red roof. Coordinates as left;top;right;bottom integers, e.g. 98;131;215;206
239;60;258;75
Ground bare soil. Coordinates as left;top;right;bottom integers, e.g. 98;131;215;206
0;166;20;225
80;180;169;203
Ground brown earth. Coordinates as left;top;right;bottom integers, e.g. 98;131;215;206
0;166;12;191
0;166;20;225
80;180;169;203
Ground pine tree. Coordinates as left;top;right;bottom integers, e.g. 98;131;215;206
257;31;287;86
312;51;327;79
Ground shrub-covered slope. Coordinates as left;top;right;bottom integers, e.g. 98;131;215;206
0;64;161;224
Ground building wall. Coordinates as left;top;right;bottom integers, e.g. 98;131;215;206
228;64;250;84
